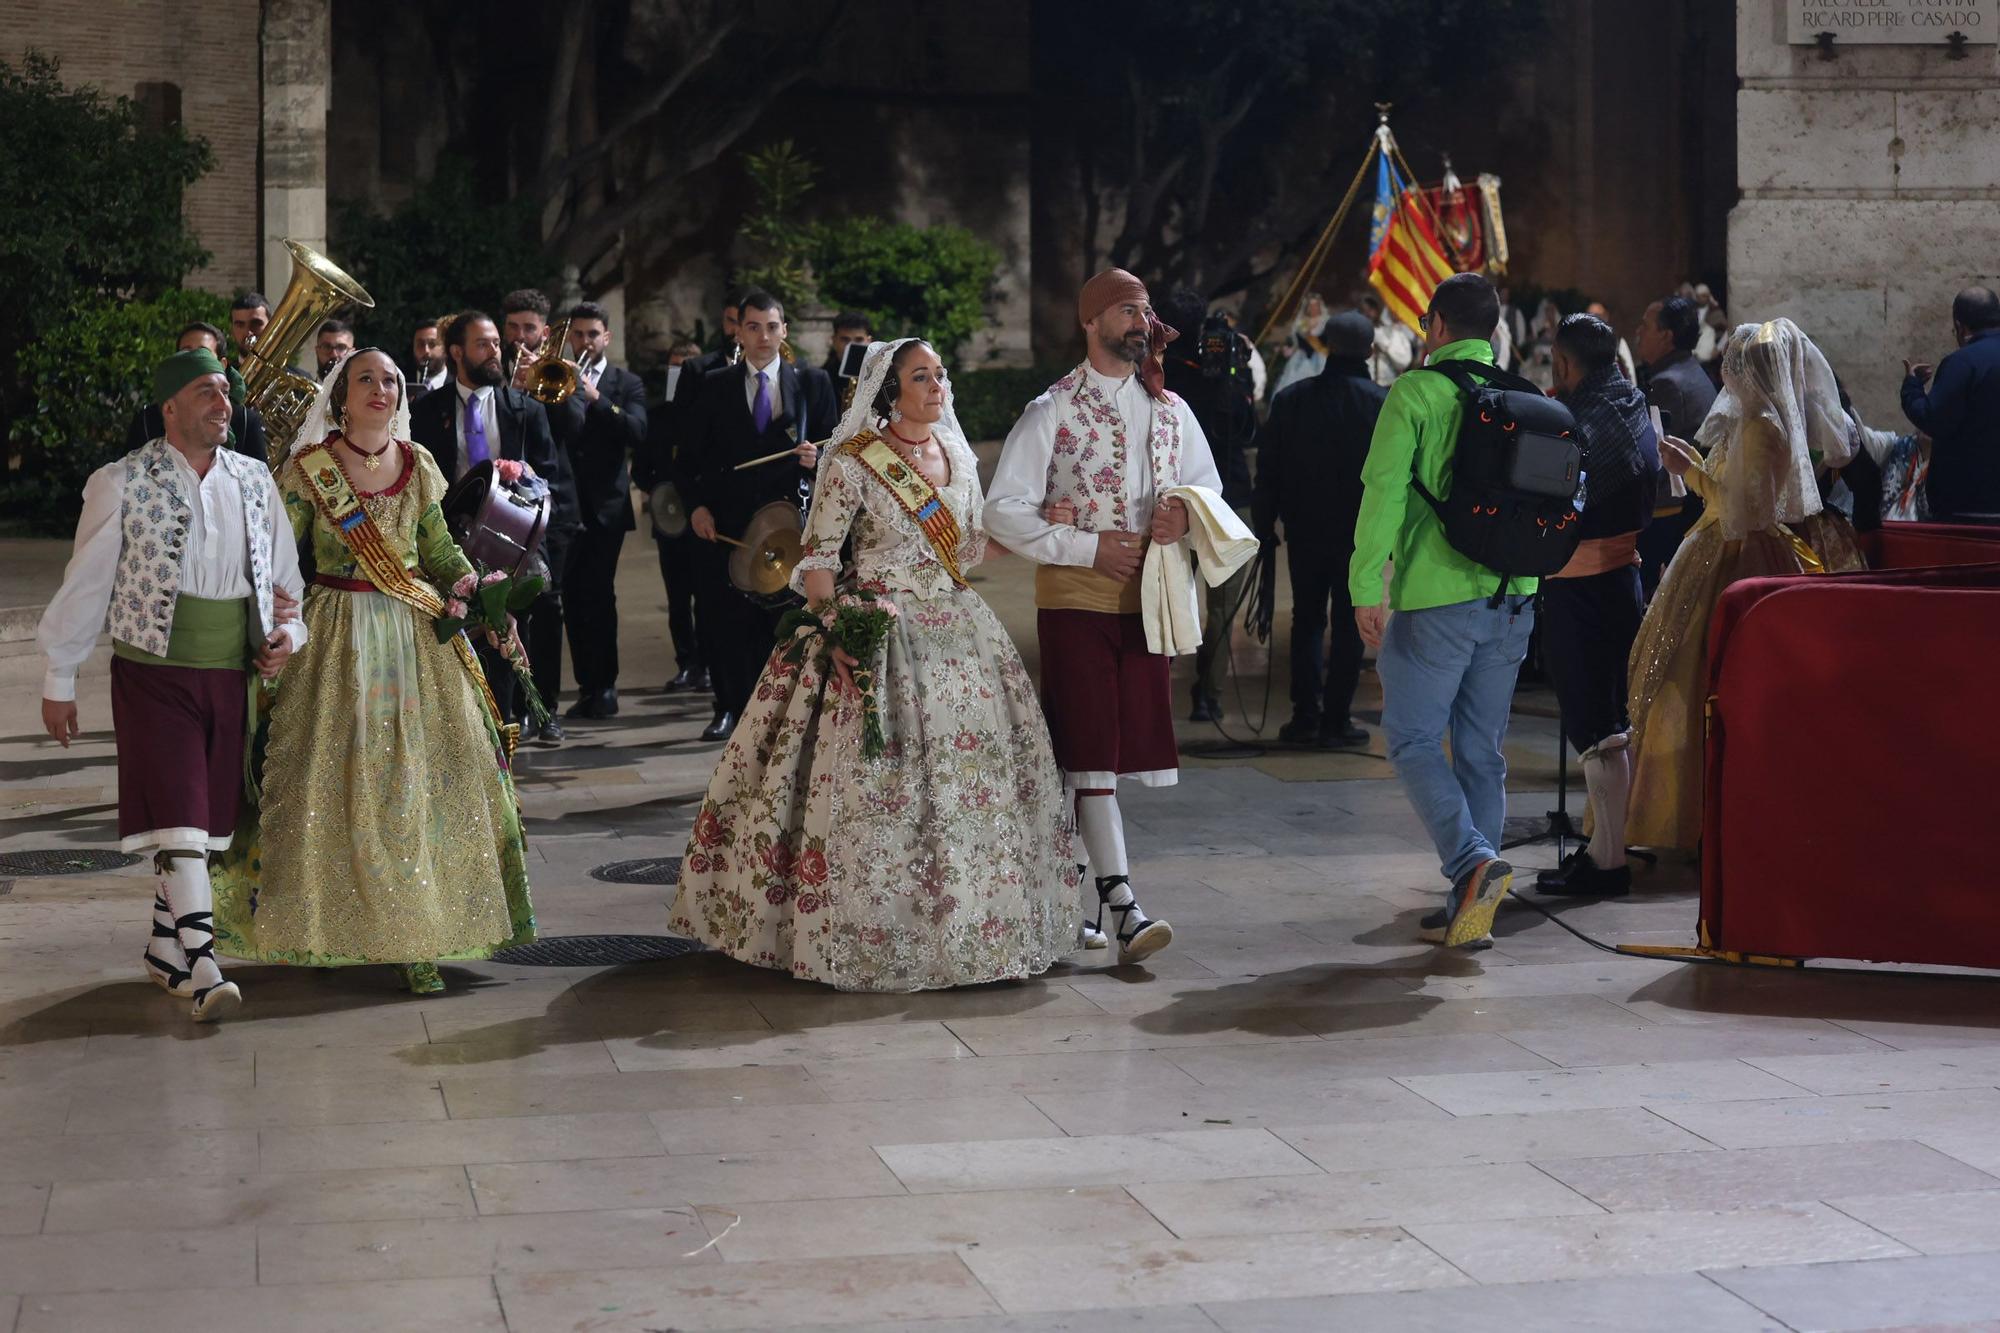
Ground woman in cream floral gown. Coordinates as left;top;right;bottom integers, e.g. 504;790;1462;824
1626;319;1865;851
670;339;1080;991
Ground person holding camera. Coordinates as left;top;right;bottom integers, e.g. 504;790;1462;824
1534;314;1661;898
1255;311;1385;748
1161;289;1257;723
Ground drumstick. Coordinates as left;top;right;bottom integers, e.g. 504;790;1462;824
712;535;747;549
732;443;816;471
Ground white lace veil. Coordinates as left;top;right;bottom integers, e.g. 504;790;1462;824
1704;318;1840;538
290;348;416;461
1693;322;1761;457
818;337;976;490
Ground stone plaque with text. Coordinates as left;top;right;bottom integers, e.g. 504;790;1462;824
1788;0;1996;42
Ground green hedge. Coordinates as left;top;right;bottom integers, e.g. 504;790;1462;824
951;366;1065;443
3;288;231;530
810;219;1002;366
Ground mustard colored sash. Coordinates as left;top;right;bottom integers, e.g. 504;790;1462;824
844;431;968;588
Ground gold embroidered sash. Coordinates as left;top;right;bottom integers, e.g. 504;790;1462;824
844;431;968;588
292;444;510;742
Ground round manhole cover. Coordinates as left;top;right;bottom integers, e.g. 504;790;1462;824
0;850;142;876
590;857;681;885
492;933;705;967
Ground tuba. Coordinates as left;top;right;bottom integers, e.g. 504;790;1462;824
240;240;375;466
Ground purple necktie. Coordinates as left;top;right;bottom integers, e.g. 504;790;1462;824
464;393;491;465
752;370;772;432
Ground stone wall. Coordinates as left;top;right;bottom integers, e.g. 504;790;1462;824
1730;0;2000;426
8;0;263;298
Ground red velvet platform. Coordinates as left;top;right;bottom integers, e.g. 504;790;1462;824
1698;523;2000;967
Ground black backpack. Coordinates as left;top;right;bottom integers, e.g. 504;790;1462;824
1410;359;1584;603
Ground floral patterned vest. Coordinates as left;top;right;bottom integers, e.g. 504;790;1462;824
1041;363;1185;532
1035;365;1187;614
107;440;277;658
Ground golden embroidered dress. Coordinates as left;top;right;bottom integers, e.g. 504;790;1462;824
1626;321;1866;852
669;425;1081;992
213;441;534;964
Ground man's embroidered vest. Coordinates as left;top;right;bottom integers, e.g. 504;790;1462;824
107;440;277;657
1036;365;1187;614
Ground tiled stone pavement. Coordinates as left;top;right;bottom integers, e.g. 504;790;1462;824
2;539;1998;1332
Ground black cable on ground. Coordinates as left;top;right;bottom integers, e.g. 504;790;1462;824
1499;884;2000;985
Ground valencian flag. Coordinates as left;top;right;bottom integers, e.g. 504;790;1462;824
1367;153;1455;333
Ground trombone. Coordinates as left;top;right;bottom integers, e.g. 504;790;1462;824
516;315;580;406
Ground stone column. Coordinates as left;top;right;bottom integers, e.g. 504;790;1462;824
260;0;331;297
1729;1;2000;426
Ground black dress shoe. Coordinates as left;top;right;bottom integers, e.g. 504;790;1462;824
1188;692;1221;723
1535;850;1631;897
533;716;566;746
699;711;736;742
566;688;620;720
516;714;540;745
663;668;708;694
1277;715;1322;744
1318;718;1369;748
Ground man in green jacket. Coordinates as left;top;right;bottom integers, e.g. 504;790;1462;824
1350;273;1534;949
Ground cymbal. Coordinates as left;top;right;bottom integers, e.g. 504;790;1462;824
650;481;688;539
728;502;804;595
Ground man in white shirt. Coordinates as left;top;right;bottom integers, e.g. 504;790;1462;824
409;317;448;402
1361;293;1417;387
37;348;307;1021
987;268;1222;965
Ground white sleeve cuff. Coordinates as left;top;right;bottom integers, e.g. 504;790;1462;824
1069;530;1101;568
279;620;308;652
42;669;77;703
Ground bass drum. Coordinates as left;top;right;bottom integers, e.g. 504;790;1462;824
650;481;689;539
441;461;551;578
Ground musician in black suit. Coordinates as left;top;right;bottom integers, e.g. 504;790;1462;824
558;302;649;719
126;322;270;462
679;289;838;741
668;291;742;418
410;310;579;740
633;340;707;694
500;290;588;739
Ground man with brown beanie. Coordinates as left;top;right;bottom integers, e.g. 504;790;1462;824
987;268;1222;964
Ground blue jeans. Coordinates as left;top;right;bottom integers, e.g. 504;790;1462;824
1377;598;1535;886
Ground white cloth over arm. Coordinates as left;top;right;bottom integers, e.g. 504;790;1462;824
985;397;1100;568
1141;484;1258;656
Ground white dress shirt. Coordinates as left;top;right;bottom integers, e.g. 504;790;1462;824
741;353;783;417
422;366;448;392
454;382;499;478
38;448;308;701
985;364;1222;569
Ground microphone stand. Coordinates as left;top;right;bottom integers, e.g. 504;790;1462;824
1503;587;1584;854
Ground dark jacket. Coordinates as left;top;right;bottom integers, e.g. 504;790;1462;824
676;359;837;533
409;380;581;534
1642;350;1718;513
126;402;268;463
569;364;649;533
1641;349;1718;440
1903;326;2000;519
1251;356;1387;547
670;347;734;415
1162;353;1254;507
1562;364;1661;541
